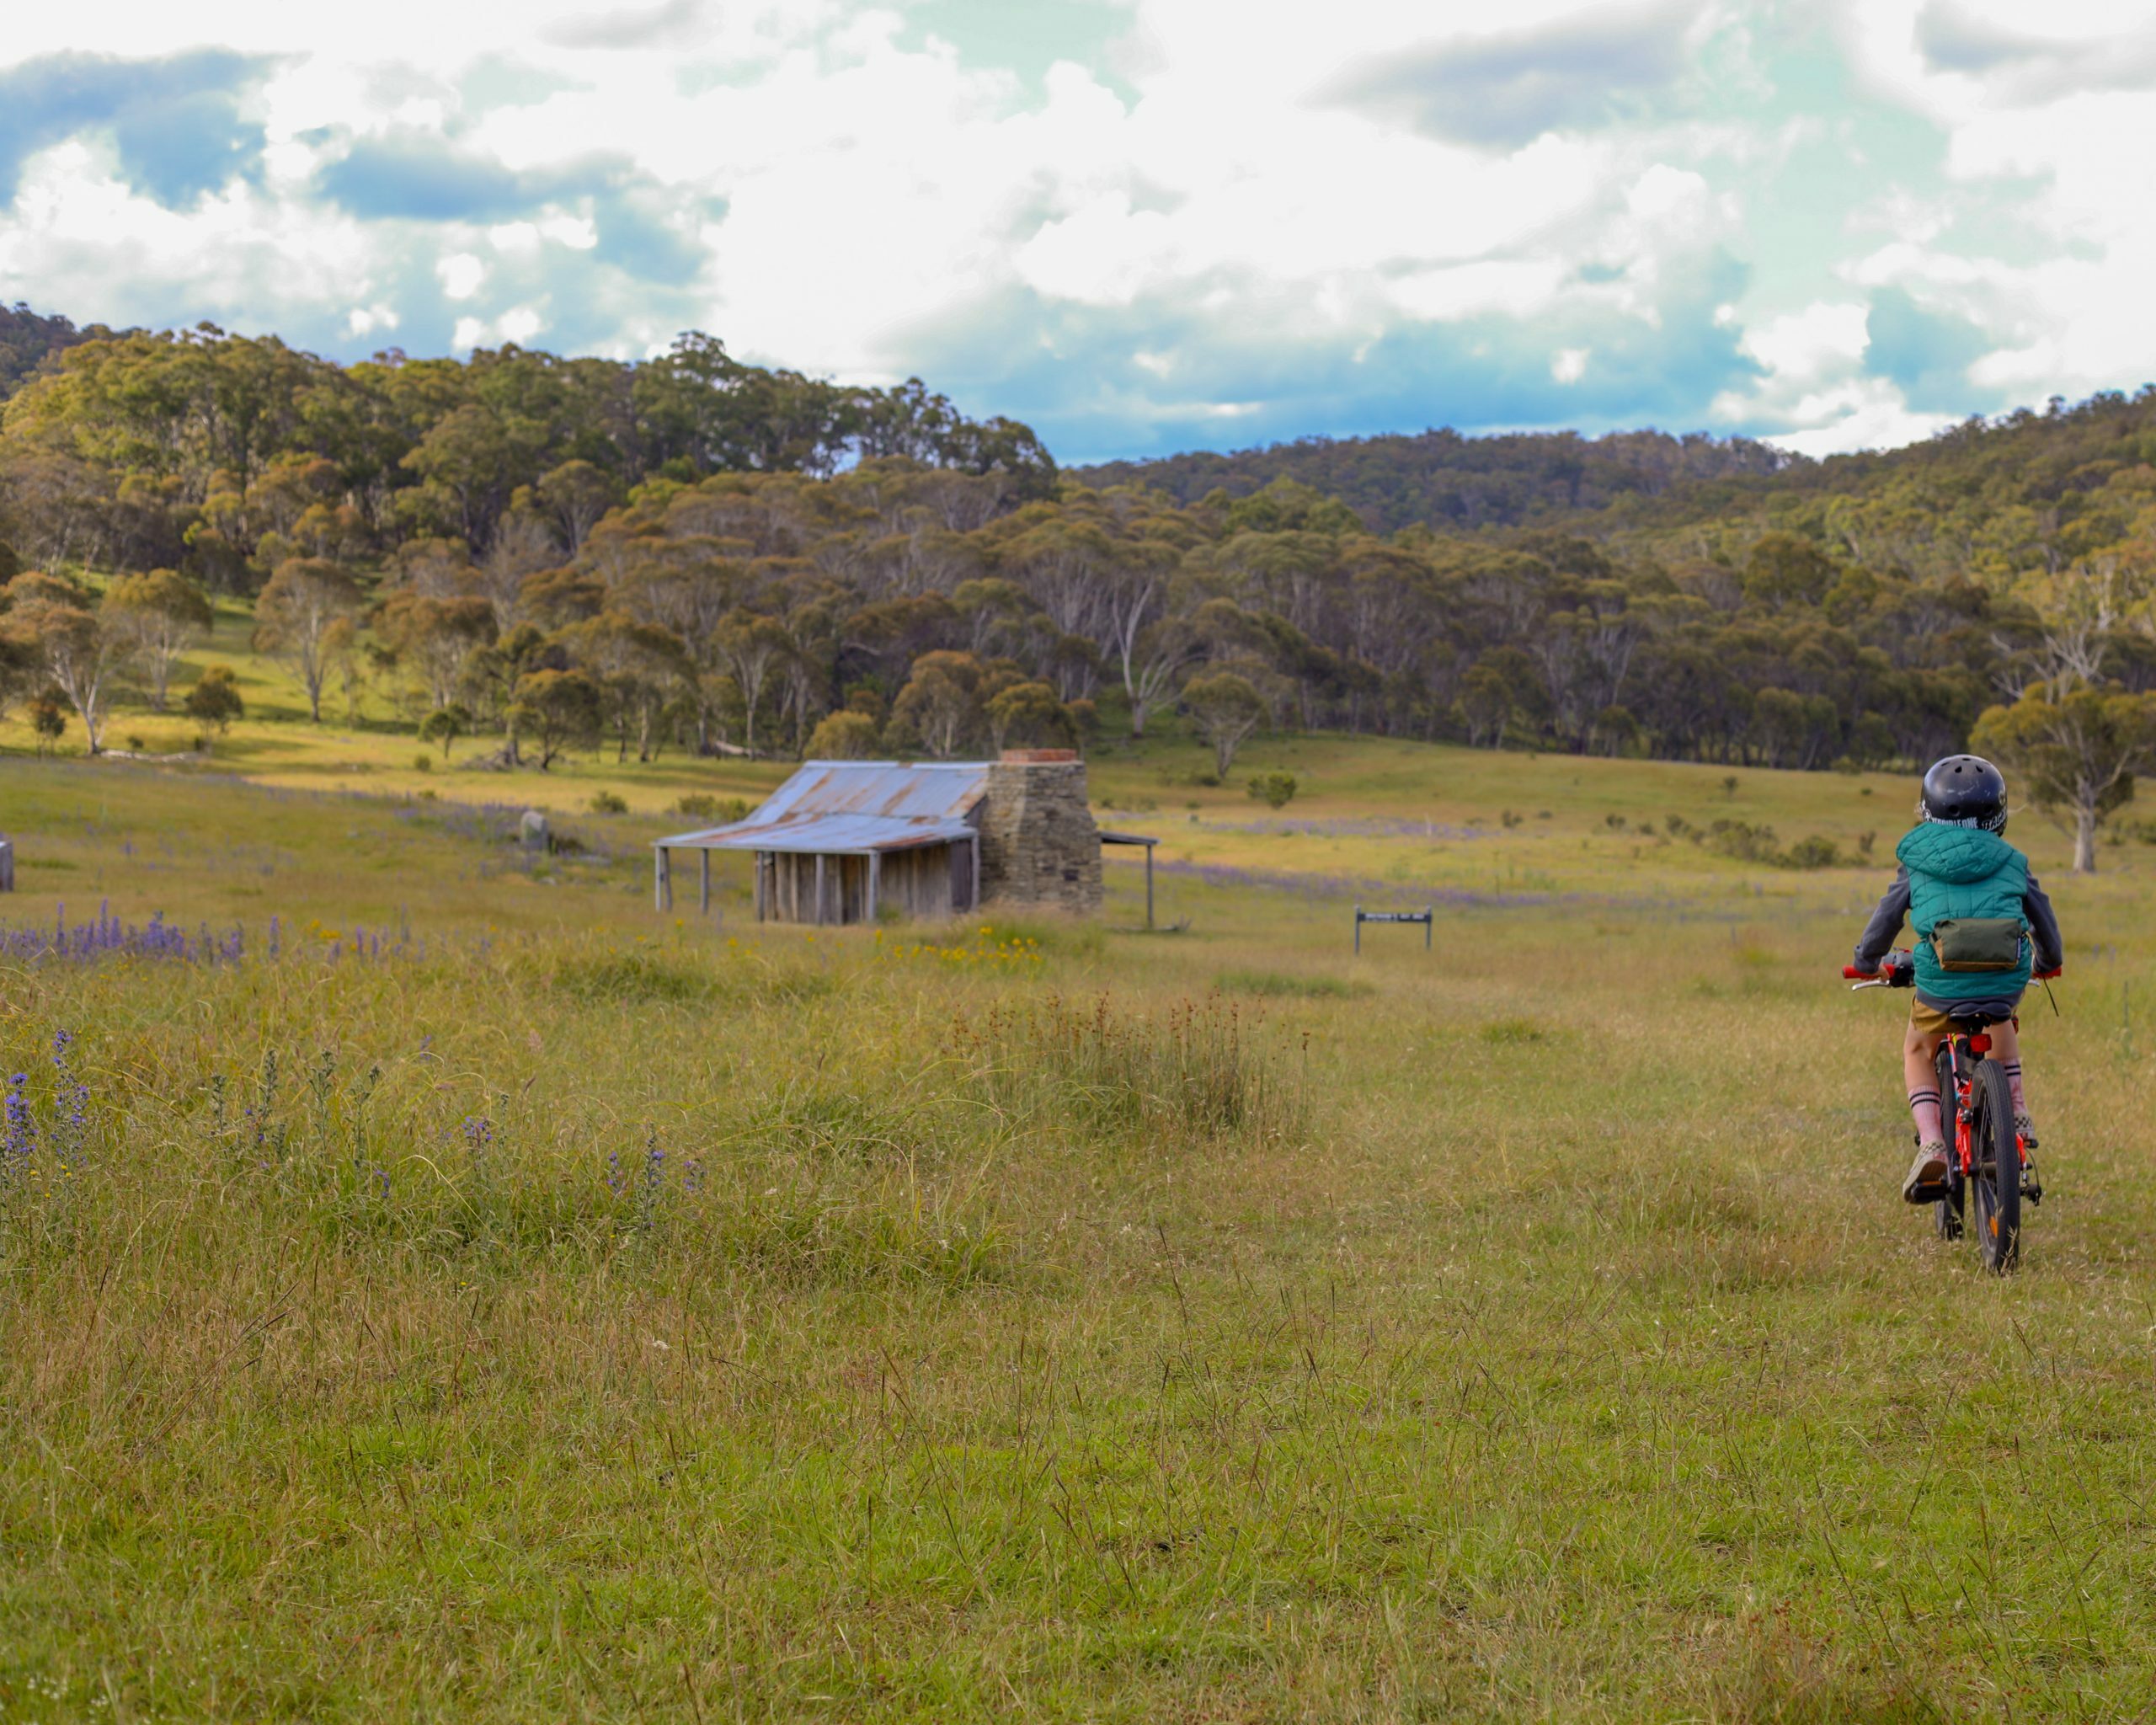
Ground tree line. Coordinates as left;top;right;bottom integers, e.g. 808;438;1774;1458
1;316;2153;868
0;319;1054;586
1079;425;1801;532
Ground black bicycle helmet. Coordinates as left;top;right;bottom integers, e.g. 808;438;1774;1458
1919;754;2008;832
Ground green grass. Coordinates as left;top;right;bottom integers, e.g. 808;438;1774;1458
1;731;2154;1720
1214;967;1373;1000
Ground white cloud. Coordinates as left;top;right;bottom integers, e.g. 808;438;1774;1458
1391;261;1568;322
498;305;544;345
1760;380;1955;457
1740;302;1870;382
0;0;2148;458
438;254;487;300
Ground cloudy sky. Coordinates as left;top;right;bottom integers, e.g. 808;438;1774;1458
0;0;2150;463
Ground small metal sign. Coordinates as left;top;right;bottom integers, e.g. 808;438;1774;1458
1354;904;1433;953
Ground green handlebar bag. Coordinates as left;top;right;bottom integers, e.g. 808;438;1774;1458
1928;917;2026;972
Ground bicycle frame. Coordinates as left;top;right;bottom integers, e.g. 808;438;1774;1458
1934;1021;2018;1183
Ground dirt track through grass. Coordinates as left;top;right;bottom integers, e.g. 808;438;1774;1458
2;756;2153;1720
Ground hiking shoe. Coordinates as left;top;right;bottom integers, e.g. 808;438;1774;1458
1903;1140;1950;1204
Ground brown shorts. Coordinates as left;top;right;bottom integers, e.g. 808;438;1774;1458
1909;997;2018;1039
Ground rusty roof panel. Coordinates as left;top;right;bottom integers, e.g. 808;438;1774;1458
656;814;975;855
754;760;989;824
655;761;991;855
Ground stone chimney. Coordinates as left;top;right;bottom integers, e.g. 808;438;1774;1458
977;750;1102;915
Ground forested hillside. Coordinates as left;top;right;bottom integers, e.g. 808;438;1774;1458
1;310;2152;860
0;303;108;400
1079;426;1799;531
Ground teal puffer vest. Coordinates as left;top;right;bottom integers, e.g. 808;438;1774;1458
1895;823;2032;1001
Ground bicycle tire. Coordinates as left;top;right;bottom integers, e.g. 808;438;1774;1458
1969;1057;2020;1273
1934;1043;1964;1241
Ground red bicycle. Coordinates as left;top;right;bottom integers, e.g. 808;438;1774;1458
1843;951;2057;1274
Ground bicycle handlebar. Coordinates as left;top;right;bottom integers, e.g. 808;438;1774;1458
1841;959;2063;981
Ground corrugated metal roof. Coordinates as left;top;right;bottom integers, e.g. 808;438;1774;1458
655;761;990;856
759;760;988;824
659;814;975;855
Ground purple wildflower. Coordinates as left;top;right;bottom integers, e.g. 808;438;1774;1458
3;1073;34;1169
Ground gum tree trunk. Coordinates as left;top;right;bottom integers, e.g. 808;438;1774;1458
2073;798;2098;874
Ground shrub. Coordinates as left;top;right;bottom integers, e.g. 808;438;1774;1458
675;793;750;823
1687;818;1844;869
805;710;882;760
183;665;243;734
1246;770;1298;809
589;790;628;815
414;754;433;772
29;694;67;750
419;703;471;761
1780;834;1842;870
1697;818;1780;863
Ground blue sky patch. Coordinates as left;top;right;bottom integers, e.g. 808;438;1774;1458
0;49;269;207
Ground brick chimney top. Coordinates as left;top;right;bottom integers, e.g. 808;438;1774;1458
999;748;1078;764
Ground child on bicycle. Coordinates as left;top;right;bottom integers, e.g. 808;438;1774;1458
1852;754;2063;1202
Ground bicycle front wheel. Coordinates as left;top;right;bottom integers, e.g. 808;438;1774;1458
1969;1057;2020;1273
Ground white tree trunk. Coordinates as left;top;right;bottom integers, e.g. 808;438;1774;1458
2073;798;2098;874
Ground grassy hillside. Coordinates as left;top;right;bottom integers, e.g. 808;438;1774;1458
2;735;2153;1718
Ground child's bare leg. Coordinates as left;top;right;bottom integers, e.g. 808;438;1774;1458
1988;1017;2031;1124
1903;1019;1945;1143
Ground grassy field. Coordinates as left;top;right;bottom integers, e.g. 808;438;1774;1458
3;713;2156;1719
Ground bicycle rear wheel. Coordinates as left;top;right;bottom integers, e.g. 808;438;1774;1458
1934;1044;1964;1241
1969;1057;2020;1273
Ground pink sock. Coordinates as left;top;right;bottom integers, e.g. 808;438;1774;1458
1908;1088;1943;1143
2004;1064;2026;1114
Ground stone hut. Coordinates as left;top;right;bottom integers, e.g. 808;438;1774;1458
652;750;1107;924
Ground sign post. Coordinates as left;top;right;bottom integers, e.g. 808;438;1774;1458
1354;904;1433;954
